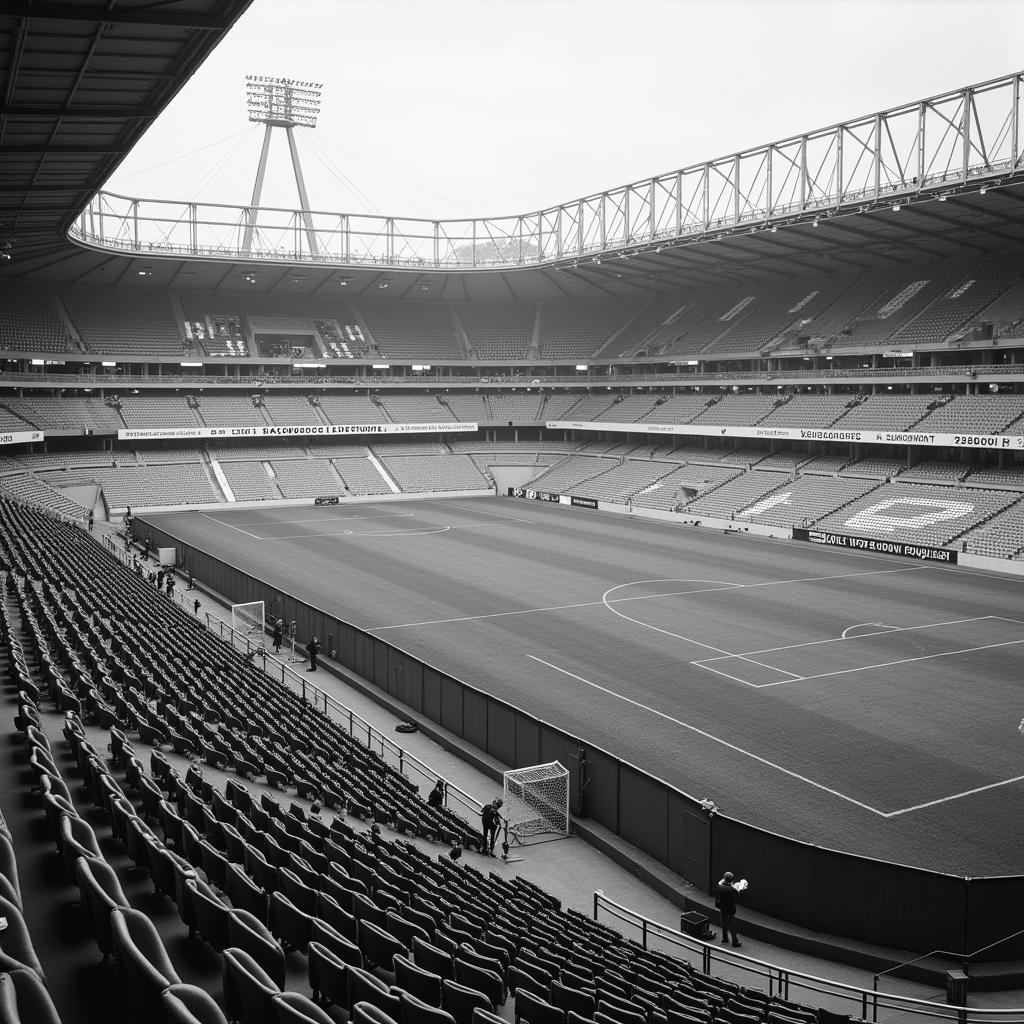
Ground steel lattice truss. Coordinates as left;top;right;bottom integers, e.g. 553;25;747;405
72;69;1024;270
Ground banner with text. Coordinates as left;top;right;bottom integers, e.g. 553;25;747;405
118;422;478;441
0;430;44;446
792;527;958;563
546;420;1024;451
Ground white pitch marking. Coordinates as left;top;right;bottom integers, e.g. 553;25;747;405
440;502;535;524
213;512;415;527
197;512;261;539
368;581;745;632
748;638;1024;689
702;616;999;661
526;655;889;816
882;773;1024;817
841;623;900;639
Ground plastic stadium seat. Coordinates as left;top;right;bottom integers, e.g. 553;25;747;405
549;980;596;1019
358;918;407;970
311;917;362;969
187;878;232;951
0;968;62;1024
515;989;565;1024
308;940;352;1009
442;978;494;1024
453;959;504;1008
312;891;356;942
352;1003;401;1024
227;908;287;988
161;983;230;1024
74;855;130;962
597;1003;645;1024
471;1010;506;1024
110;907;181;1020
272;991;336;1024
59;813;102;877
223;947;282;1024
399;990;458;1024
393;953;443;1006
412;935;453;980
0;837;22;911
509;965;549;997
0;897;42;978
347;963;401;1018
269;891;314;953
386;909;431;949
226;861;268;923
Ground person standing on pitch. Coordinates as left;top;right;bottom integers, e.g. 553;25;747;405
716;871;745;947
306;635;320;672
481;798;503;856
273;619;284;655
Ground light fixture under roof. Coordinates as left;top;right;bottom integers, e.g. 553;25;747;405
892;202;901;212
979;185;988;195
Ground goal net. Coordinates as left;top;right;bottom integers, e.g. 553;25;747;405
503;761;570;840
231;600;266;651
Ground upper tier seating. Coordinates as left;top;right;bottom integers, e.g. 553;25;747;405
639;394;714;424
359;303;463;359
912;394;1024;434
966;465;1024;488
831;394;938;431
689;394;776;426
800;455;851;475
562;394;617;421
755;394;859;429
263;394;324;427
318;395;388;424
211;443;307;461
815;482;1018;546
440;394;487;423
378;395;455;423
488;393;543;423
459;303;535;359
118;394;189;429
593;396;660;422
901;460;973;484
887;256;1024;348
197;396;269;429
0;284;73;352
62;288;185;355
4;396;124;434
537;301;637;360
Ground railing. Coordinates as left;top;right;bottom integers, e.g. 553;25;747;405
0;364;1022;393
100;530;482;822
593;893;1024;1024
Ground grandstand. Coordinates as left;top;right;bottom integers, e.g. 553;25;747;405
2;21;1024;1024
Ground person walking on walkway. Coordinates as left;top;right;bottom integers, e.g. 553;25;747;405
306;635;320;672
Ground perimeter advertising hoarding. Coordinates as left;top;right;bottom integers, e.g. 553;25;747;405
546;420;1024;451
0;430;43;446
118;422;478;441
508;486;560;502
792;527;958;563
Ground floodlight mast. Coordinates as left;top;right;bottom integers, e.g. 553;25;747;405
242;75;324;257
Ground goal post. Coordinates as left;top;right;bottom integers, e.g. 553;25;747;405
503;761;570;841
231;600;266;652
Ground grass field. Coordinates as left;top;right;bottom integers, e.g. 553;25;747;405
146;496;1024;876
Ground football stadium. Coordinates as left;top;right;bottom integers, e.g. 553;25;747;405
1;3;1024;1024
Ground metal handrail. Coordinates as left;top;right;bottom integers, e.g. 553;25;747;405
101;532;482;821
593;892;1024;1024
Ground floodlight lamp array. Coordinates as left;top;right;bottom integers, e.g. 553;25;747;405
245;75;323;128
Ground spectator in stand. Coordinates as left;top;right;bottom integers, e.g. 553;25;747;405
428;780;446;809
87;510;94;532
193;598;201;616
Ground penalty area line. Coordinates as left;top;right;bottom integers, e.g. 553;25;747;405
526;654;888;817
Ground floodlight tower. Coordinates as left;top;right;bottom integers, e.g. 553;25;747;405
243;75;323;256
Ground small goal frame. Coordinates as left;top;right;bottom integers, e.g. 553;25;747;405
231;600;266;653
502;761;570;843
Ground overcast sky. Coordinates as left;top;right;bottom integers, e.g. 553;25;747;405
104;0;1024;222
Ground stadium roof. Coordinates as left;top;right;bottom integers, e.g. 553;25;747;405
2;6;1024;301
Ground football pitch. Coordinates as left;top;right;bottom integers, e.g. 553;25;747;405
145;496;1024;876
